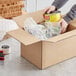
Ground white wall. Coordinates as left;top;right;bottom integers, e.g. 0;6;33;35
36;0;54;10
25;0;36;12
25;0;76;15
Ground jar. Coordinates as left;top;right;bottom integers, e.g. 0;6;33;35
1;45;10;55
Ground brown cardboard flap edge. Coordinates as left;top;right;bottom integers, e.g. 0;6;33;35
13;10;44;28
8;28;40;45
46;29;76;42
8;29;76;44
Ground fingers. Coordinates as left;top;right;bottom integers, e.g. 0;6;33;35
60;19;68;34
61;27;67;34
47;8;52;13
43;7;51;14
43;6;56;14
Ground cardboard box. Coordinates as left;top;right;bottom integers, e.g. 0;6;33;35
0;31;10;41
8;10;76;69
0;0;24;18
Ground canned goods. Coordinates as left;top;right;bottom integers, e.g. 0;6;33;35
1;45;10;55
44;11;61;22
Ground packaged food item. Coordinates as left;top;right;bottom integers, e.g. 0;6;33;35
24;17;61;40
1;45;10;55
24;17;48;40
44;11;61;22
45;22;61;36
44;11;62;36
0;50;4;61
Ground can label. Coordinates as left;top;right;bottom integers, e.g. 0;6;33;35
44;14;50;22
44;11;61;22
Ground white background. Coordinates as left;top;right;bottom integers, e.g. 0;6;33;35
25;0;76;14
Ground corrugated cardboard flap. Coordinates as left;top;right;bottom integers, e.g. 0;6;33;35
13;10;44;28
8;28;41;45
46;29;76;42
69;19;76;27
13;13;29;28
29;10;44;23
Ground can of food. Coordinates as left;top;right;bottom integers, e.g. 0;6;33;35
44;13;50;22
44;11;61;22
1;45;10;55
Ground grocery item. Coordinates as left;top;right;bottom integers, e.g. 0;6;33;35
24;17;61;40
44;11;61;22
45;22;61;36
44;11;62;36
0;50;4;61
1;45;10;55
24;17;48;40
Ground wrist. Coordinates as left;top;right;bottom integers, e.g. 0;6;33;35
52;5;57;11
63;15;72;23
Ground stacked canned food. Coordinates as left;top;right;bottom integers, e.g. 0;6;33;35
0;45;10;61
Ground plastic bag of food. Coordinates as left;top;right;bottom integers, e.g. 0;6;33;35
24;17;49;40
24;17;61;40
45;22;61;36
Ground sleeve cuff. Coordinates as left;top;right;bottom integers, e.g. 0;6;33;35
63;15;72;23
63;4;76;23
52;3;58;10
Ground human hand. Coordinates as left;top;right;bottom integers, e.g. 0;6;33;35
43;6;56;14
60;19;68;34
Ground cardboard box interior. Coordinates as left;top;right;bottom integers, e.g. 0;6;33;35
12;10;76;43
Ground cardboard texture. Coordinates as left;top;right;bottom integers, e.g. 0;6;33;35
8;28;40;45
0;31;10;41
13;10;44;28
0;0;23;3
8;10;76;69
0;0;24;18
2;34;11;41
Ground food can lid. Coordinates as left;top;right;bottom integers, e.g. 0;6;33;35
45;11;61;14
1;45;9;49
53;11;61;13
